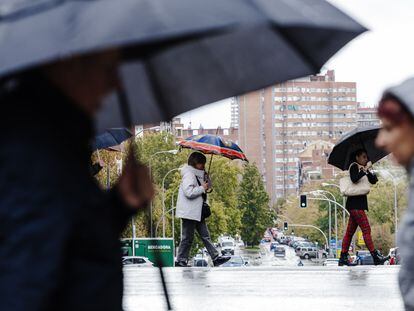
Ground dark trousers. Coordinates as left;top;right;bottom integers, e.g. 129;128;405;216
341;210;375;252
177;218;219;262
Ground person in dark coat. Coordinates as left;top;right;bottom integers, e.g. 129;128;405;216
0;51;154;311
338;149;388;266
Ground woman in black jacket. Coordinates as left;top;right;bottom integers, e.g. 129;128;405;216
338;149;388;266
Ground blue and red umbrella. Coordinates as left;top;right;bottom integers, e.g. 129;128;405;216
179;134;248;162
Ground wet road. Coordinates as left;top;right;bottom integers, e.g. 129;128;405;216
123;265;403;311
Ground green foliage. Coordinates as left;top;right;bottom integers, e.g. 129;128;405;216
238;163;274;247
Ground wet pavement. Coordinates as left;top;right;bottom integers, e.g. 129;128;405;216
123;243;403;311
123;265;402;311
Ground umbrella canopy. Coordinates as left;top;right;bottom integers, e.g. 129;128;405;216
92;128;132;150
179;134;248;161
0;0;365;134
96;0;366;132
328;126;389;171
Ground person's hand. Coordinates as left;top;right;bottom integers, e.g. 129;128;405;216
117;151;154;209
366;161;373;170
202;182;209;191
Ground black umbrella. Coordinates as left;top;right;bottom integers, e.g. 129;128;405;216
0;1;365;134
328;126;389;171
92;128;132;150
95;0;367;132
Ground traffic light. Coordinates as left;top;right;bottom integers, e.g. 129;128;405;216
300;194;307;208
283;222;288;231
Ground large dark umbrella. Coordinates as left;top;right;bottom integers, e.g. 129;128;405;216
0;1;366;132
328;126;389;171
92;128;133;150
96;0;367;131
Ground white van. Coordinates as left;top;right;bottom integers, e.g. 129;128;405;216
219;237;235;255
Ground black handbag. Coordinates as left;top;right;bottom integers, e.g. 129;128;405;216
196;176;211;220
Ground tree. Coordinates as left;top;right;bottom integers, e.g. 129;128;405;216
208;157;242;236
238;163;273;246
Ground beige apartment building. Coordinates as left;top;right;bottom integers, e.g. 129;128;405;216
236;70;358;203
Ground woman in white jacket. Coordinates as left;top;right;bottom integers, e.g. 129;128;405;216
175;152;230;267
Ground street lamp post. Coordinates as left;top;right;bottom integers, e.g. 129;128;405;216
322;182;346;229
305;191;332;256
314;190;339;257
306;193;351;257
310;191;332;256
132;126;160;238
148;149;179;237
161;167;181;237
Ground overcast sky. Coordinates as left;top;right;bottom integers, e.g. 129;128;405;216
178;0;414;129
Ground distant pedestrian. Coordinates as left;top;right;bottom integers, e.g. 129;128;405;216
175;152;230;267
376;79;414;310
338;149;388;266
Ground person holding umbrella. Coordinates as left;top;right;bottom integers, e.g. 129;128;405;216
375;78;414;310
328;127;389;266
0;50;155;311
337;149;388;266
175;152;230;267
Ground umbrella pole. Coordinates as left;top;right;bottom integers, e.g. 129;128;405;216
96;149;102;163
117;89;172;311
207;127;220;175
207;154;214;176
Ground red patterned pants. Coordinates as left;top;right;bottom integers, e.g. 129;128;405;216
341;210;375;253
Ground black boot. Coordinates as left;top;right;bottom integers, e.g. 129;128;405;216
213;256;231;267
370;250;389;266
175;260;188;267
338;252;349;266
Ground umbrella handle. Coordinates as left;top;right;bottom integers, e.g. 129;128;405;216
207;153;214;175
117;88;172;310
96;149;102;163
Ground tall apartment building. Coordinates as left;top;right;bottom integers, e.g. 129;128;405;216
357;103;381;127
230;97;239;129
236;70;358;203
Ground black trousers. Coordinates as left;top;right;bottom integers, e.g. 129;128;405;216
176;219;219;262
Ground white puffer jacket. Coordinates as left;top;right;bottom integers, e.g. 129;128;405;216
175;165;206;221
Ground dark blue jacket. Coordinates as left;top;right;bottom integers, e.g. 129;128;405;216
0;73;133;311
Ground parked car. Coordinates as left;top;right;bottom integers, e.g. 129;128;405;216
297;247;326;259
274;246;286;258
220;240;236;255
323;258;339;266
293;241;313;250
355;250;374;265
193;258;209;267
270;242;280;251
122;256;154;267
221;256;247;267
